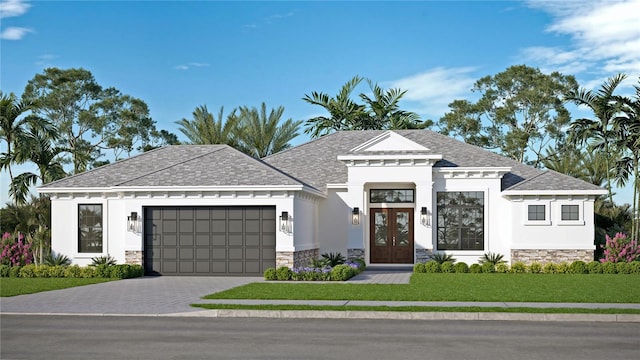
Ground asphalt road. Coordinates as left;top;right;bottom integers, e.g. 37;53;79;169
2;315;639;360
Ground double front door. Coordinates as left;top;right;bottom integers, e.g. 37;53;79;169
370;208;414;264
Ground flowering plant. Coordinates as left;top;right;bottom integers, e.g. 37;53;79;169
0;232;33;266
600;233;640;263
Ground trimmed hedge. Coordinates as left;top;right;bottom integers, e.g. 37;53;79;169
411;260;640;275
0;263;143;279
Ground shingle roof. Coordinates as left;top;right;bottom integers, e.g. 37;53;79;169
40;145;307;189
263;130;604;193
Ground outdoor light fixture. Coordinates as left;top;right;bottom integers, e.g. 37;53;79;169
279;211;292;234
127;212;140;233
352;207;360;225
420;207;430;226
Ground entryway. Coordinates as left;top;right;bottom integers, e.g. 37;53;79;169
369;208;414;263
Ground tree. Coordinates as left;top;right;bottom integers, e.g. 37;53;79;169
360;79;430;130
566;74;627;205
0;92;33;202
439;65;578;166
22;67;158;174
235;103;302;158
175;105;239;146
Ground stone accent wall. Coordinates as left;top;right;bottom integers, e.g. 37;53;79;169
415;248;434;263
125;250;143;265
511;249;594;264
347;248;365;260
276;248;320;268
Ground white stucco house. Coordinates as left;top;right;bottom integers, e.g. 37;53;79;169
38;130;607;275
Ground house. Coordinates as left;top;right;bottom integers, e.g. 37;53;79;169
38;130;607;275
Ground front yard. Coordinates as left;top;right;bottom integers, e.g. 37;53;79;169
203;273;640;303
0;278;114;297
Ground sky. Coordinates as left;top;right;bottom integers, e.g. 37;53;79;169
1;0;639;206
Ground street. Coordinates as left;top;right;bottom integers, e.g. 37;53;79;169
2;315;638;359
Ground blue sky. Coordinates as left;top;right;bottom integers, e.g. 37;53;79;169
1;0;639;205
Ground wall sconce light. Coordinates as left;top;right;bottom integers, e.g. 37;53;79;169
352;207;360;225
279;211;292;234
420;207;430;226
127;212;140;233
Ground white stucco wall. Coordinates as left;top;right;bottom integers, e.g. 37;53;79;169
316;189;350;256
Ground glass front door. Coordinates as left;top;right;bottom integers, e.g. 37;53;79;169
369;208;414;263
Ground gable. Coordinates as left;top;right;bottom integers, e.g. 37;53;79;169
350;130;429;152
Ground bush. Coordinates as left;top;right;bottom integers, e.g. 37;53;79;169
413;263;426;273
481;262;495;273
602;262;617;274
321;252;346;267
348;258;366;271
543;263;558;274
569;261;588;274
65;265;82;278
510;261;527;273
93;264;111;278
80;266;96;278
48;265;67;278
44;253;71;266
0;264;10;277
127;265;144;278
431;253;456;264
600;232;640;263
495;263;510;273
628;261;640;274
454;262;469;273
34;265;51;278
529;262;542;274
440;261;455;273
9;265;21;277
275;266;292;281
109;264;129;279
556;262;570;274
0;235;33;267
90;255;117;267
469;264;482;273
479;252;505;266
424;260;441;273
330;264;357;281
588;261;603;274
19;264;37;278
616;262;632;274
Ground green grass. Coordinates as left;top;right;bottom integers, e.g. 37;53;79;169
191;303;640;314
203;273;640;303
0;278;115;297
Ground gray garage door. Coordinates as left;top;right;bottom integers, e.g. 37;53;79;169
144;206;276;276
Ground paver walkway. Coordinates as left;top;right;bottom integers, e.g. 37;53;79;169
347;269;412;284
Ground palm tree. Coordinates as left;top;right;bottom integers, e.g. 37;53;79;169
567;74;627;204
175;105;240;146
235;103;302;158
0;92;33;203
360;79;426;130
302;76;368;138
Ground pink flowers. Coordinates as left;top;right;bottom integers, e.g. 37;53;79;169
0;232;33;267
600;232;640;263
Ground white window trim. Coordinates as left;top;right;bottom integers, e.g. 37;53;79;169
557;201;585;226
524;201;551;226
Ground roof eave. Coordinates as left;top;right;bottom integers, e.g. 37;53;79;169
502;189;608;196
38;185;326;198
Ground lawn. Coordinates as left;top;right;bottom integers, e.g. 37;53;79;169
203;273;640;303
0;278;114;297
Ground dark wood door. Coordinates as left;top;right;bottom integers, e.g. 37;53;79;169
370;208;414;263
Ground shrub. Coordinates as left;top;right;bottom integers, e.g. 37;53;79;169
481;262;495;273
44;253;71;266
80;266;96;278
93;264;111;278
9;265;21;277
569;261;588;274
108;265;130;279
275;266;292;281
321;252;346;267
0;264;9;277
90;255;117;267
264;268;277;280
127;265;144;278
479;252;505;266
424;260;441;273
600;232;640;263
330;264;357;281
469;264;482;273
34;265;51;278
601;262;617;274
529;262;542;274
510;261;527;273
556;262;570;274
348;258;366;271
65;265;82;278
431;253;456;264
440;261;455;273
495;263;510;273
587;261;603;274
616;262;632;274
19;264;38;278
543;263;557;274
454;262;469;273
0;234;33;266
48;265;67;278
628;261;640;274
413;263;426;273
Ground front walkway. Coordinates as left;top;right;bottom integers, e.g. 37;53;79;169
347;269;412;284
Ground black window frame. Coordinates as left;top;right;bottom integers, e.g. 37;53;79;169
369;189;415;203
78;204;103;253
436;191;484;251
527;205;546;221
561;204;580;221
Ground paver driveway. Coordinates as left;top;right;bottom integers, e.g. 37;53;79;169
0;276;262;315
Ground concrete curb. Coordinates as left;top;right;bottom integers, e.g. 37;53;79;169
3;311;639;322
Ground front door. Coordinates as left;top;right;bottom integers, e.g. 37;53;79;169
370;208;414;263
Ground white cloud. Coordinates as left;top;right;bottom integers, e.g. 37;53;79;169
522;0;640;87
188;62;209;67
173;62;209;70
385;67;478;119
0;0;30;19
174;65;189;70
0;26;31;40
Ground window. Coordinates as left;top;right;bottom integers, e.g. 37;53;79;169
436;192;484;251
370;189;414;203
561;205;579;221
78;204;103;253
528;205;546;221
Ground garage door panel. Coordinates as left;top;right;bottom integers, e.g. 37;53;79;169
144;206;275;276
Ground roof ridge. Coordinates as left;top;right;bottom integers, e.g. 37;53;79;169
262;130;386;160
232;146;317;189
505;170;549;190
115;146;226;186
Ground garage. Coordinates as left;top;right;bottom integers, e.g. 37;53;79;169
143;206;276;276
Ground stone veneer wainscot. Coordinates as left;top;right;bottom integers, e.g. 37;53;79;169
276;248;320;268
511;249;594;264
